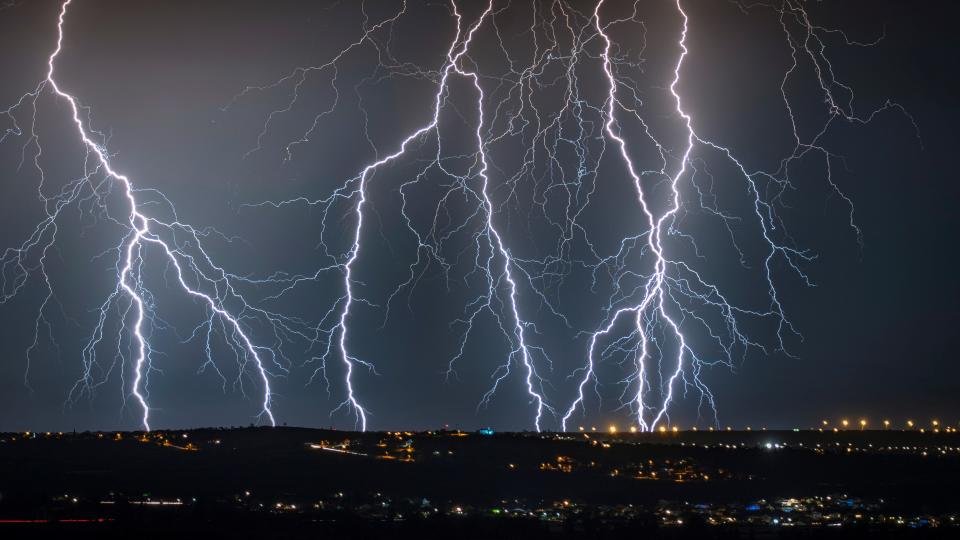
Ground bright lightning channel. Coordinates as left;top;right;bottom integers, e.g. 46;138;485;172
561;0;916;431
1;0;291;430
233;0;912;432
1;0;914;432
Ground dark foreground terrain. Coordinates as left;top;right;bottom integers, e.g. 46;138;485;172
1;427;958;538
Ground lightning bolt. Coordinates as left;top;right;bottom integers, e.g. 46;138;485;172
225;0;914;432
3;0;915;432
562;0;916;431
237;1;559;431
1;0;295;430
561;0;698;432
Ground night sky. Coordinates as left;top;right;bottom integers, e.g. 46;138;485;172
0;0;955;432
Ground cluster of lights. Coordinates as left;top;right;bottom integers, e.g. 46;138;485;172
819;419;954;432
570;418;959;434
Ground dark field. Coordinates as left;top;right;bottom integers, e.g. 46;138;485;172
1;427;958;538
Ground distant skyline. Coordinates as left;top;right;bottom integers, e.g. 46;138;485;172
0;0;955;432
